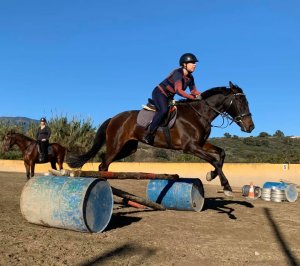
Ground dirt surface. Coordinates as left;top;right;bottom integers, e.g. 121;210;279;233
0;172;300;266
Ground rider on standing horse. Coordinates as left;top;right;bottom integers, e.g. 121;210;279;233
36;117;51;162
143;53;202;144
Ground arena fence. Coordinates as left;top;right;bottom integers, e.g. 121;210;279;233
0;160;298;187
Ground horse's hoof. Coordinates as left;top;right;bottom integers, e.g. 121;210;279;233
206;171;217;182
206;171;213;181
224;190;234;197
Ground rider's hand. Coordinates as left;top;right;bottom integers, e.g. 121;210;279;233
194;94;202;100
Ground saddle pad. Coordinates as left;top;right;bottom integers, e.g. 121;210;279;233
137;109;177;130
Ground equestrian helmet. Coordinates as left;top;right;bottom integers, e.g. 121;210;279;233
40;117;47;123
179;53;198;66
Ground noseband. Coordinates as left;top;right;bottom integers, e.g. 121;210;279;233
225;93;252;125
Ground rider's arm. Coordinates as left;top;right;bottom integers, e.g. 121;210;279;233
175;80;195;99
189;76;201;96
47;127;51;140
36;128;40;140
173;69;195;99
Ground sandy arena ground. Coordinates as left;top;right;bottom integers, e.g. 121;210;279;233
0;171;299;266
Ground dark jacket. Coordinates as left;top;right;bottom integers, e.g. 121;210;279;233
36;126;51;141
157;68;200;99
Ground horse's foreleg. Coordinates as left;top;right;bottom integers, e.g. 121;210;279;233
202;142;225;181
24;162;30;180
30;163;35;178
201;142;232;196
185;142;233;197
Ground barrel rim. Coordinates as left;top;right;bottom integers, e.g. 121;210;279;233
83;178;113;233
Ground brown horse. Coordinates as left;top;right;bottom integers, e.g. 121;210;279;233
67;82;254;196
3;132;66;179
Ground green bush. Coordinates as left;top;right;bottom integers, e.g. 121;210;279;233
0;117;299;164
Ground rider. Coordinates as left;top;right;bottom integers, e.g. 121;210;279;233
143;53;202;144
36;117;51;162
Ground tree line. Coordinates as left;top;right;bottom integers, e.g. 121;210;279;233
0;116;299;163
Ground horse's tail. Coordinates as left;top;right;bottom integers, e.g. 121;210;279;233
67;118;111;168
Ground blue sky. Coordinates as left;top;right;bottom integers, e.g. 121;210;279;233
1;1;299;137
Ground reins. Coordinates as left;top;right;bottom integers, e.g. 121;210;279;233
177;91;252;129
186;100;232;128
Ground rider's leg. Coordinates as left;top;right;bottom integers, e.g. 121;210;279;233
40;140;48;162
143;88;169;144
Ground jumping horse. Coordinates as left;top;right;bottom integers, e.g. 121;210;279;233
3;132;66;179
67;81;254;196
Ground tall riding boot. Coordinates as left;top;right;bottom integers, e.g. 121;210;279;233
143;132;155;145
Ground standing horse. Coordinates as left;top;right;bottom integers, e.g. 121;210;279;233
3;132;66;179
67;82;254;196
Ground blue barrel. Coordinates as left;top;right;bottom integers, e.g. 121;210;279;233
147;178;205;212
263;182;298;202
20;176;113;233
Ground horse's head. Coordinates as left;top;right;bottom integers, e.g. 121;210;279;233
2;132;16;152
225;81;255;133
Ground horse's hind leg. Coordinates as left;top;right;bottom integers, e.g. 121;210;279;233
57;153;64;170
50;160;57;170
99;140;138;171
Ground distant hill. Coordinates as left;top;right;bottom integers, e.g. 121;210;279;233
0;116;38;130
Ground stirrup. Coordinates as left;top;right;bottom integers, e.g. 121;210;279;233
143;133;155;145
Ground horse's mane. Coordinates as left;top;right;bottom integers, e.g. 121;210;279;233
11;132;35;142
201;86;230;99
177;85;243;104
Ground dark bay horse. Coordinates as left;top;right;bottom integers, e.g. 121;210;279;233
3;132;66;179
67;82;254;196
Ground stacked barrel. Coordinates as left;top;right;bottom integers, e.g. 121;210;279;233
261;182;298;203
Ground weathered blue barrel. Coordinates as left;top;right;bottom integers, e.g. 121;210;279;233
147;178;205;212
20;176;113;233
263;182;298;202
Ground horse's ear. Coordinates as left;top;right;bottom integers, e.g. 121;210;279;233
229;81;234;88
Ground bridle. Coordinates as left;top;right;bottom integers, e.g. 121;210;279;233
3;135;13;151
4;133;33;152
186;92;252;129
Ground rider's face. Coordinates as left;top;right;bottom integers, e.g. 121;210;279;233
185;62;197;73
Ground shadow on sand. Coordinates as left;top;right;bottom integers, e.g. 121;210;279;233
78;243;157;266
203;197;254;220
264;207;299;266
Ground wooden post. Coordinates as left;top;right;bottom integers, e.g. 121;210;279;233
72;171;179;180
48;169;179;180
111;186;165;211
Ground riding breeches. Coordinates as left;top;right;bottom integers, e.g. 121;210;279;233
149;87;169;133
39;140;49;155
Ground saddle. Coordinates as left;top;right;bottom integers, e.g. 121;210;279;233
37;142;53;156
137;98;177;129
